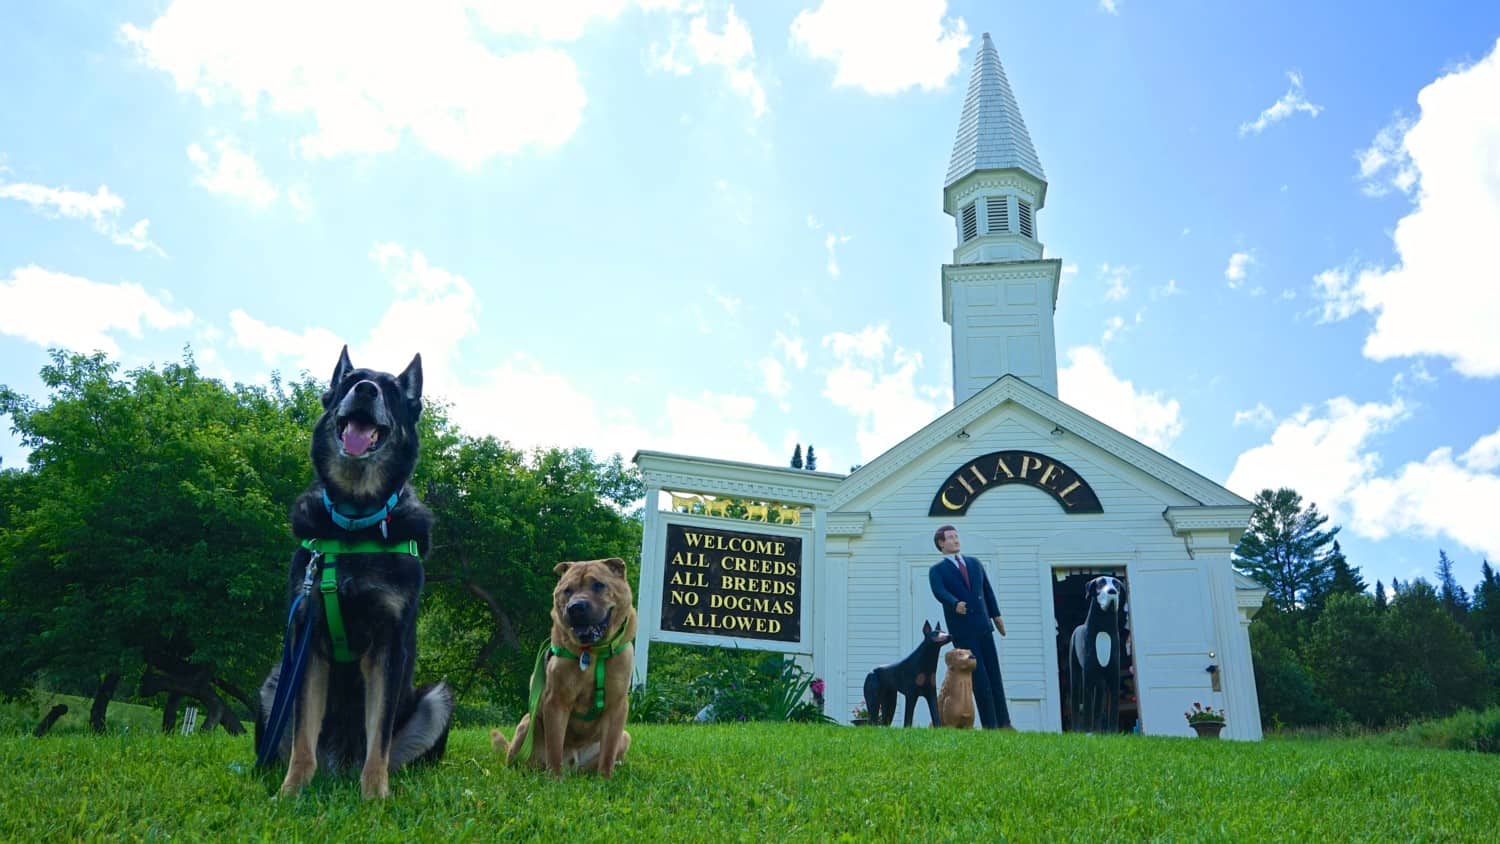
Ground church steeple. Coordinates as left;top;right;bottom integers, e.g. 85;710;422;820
941;33;1062;403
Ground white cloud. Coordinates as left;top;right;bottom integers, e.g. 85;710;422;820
791;0;970;95
123;1;591;168
1099;0;1121;14
1229;397;1500;559
1239;70;1323;136
187;137;278;208
710;288;742;315
760;357;790;410
1314;38;1500;377
1100;315;1126;344
0;265;192;354
1233;402;1275;428
1225;251;1254;289
1100;263;1130;301
1060;263;1078;290
469;0;629;41
1150;279;1181;299
713;178;753;225
825;232;853;278
1356;115;1417;197
650;4;767;117
1225;397;1408;524
228;309;347;380
822;324;947;461
0;177;162;253
1279;288;1297;301
1058;346;1182;451
775;330;808;369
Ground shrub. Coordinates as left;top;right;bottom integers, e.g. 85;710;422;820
1387;706;1500;754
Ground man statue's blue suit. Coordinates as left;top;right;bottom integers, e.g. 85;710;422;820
929;554;1012;728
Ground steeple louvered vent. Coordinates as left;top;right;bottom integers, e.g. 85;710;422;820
961;202;978;241
1018;200;1034;238
986;196;1009;233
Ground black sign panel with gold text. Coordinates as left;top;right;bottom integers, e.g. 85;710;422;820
929;450;1103;516
660;523;802;643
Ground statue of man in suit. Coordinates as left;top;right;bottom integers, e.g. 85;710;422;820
929;524;1012;729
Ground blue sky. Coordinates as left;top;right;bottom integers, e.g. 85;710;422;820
3;1;1499;592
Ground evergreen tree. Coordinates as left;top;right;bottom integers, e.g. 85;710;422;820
1306;540;1367;611
790;444;803;469
1435;549;1471;623
1382;580;1488;721
805;445;817;471
1233;488;1340;611
1469;560;1500;659
1373;579;1388;611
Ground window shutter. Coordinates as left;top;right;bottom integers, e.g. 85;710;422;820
961;202;978;241
1018;200;1034;238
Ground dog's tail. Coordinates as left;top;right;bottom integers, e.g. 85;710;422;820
388;681;455;770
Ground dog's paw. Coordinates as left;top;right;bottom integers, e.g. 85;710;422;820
489;729;507;752
361;769;391;800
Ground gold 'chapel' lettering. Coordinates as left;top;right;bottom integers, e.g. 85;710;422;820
1057;480;1082;505
940;488;967;511
1019;455;1043;479
955;474;976;495
993;455;1015;478
1038;463;1063;488
968;465;989;487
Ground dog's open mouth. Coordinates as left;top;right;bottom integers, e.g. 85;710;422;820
571;608;614;645
337;411;390;458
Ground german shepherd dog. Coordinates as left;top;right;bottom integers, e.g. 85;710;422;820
255;346;454;799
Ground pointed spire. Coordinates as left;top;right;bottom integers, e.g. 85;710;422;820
945;33;1044;188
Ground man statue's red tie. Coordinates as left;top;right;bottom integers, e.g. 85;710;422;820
956;556;970;588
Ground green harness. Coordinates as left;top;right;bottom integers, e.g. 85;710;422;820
299;537;420;663
511;623;632;765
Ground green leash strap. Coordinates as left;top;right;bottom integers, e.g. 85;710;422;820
300;538;420;664
510;624;633;766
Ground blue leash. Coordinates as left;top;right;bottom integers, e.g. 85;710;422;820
256;559;319;768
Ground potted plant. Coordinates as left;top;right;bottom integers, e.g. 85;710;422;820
1185;702;1226;738
851;703;870;726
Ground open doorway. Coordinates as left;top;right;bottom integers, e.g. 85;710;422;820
1053;567;1137;733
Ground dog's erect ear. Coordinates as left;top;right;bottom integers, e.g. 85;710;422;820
331;345;354;387
923;620;932;636
603;557;627;578
398;353;423;416
554;561;574;576
322;345;354;408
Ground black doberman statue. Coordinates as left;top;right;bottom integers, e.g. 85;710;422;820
863;620;951;726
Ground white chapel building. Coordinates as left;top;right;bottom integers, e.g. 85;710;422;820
634;33;1265;740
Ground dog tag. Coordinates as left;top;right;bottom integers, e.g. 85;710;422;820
579;650;591;671
380;519;389;540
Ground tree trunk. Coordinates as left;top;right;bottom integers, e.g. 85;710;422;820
462;579;524;696
33;704;68;737
140;668;247;736
90;671;121;734
162;692;181;734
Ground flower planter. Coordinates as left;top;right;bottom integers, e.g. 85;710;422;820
1190;720;1226;739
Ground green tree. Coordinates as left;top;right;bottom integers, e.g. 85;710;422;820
1233;488;1340;612
1435;550;1471;624
789;444;803;469
1248;601;1337;728
1471;561;1500;655
1383;579;1488;721
1304;593;1398;726
804;445;817;471
1373;579;1388;611
0;351;318;732
419;435;643;702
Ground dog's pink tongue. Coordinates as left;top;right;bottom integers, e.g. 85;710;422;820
342;422;376;456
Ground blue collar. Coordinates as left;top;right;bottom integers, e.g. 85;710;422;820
322;488;401;533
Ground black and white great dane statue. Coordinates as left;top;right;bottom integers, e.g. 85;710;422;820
1068;575;1126;733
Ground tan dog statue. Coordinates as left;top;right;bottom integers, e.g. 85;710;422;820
492;558;637;777
936;648;977;729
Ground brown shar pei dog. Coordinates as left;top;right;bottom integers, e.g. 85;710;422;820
936;648;977;729
493;558;637;777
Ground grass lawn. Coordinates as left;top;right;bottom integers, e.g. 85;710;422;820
2;724;1497;841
